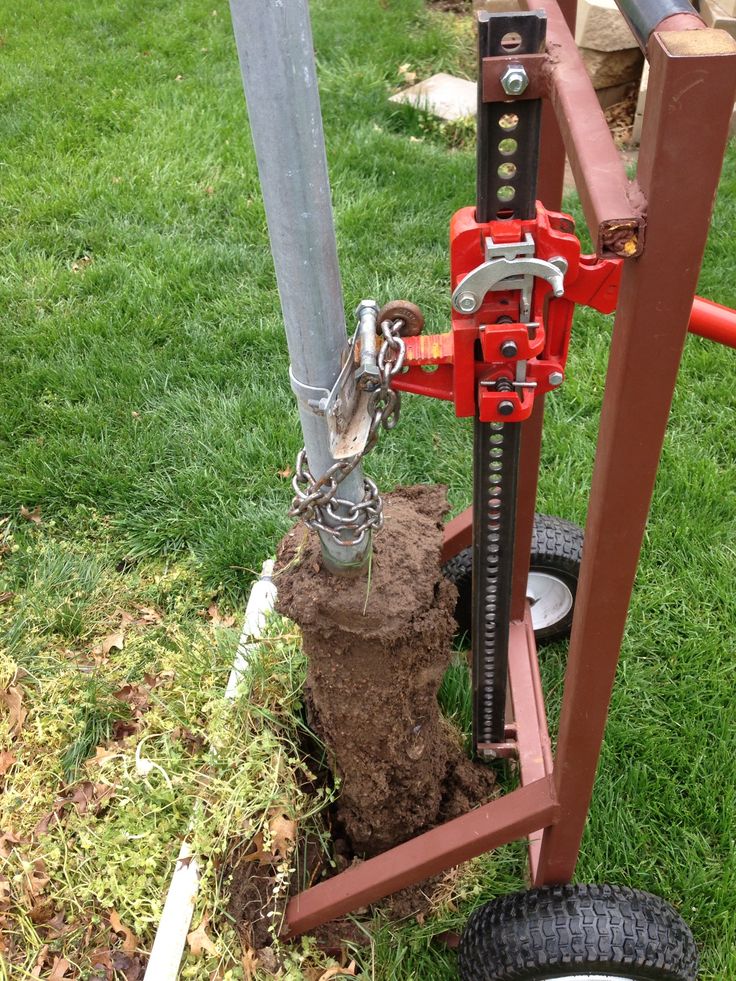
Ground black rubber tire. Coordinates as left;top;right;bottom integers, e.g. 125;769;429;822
458;883;699;981
443;513;583;644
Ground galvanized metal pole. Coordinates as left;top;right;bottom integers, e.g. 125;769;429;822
229;0;369;572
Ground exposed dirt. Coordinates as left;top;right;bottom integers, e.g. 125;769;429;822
426;0;472;11
275;484;495;858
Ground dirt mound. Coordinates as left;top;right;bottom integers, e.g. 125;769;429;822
276;484;495;857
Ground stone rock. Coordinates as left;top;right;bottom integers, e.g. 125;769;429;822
700;0;736;38
632;60;648;145
596;80;634;109
579;46;643;89
575;0;638;51
390;72;477;122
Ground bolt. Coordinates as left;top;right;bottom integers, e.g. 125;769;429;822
456;291;478;314
498;400;515;417
500;339;518;358
354;298;380;319
548;370;564;387
500;64;529;97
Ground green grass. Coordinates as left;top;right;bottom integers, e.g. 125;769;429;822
1;0;735;977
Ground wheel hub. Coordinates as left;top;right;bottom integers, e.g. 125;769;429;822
526;570;574;632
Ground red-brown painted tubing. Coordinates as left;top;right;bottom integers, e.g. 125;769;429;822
690;296;736;349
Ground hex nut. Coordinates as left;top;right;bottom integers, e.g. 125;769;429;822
500;64;529;96
456;292;478;314
548;370;564;387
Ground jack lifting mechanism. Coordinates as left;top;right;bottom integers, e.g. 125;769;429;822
230;0;736;977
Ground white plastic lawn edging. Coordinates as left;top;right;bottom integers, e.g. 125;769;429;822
143;560;277;981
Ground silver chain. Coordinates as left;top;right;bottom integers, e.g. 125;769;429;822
289;318;406;547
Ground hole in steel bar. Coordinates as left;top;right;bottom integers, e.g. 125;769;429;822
497;162;517;180
500;31;522;52
498;138;517;156
497;185;516;202
498;113;519;132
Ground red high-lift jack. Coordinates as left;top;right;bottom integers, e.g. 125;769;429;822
232;0;736;976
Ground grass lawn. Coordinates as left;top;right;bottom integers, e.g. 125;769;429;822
1;0;735;978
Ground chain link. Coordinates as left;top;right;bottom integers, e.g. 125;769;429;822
289;318;406;547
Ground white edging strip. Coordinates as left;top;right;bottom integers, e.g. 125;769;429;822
143;560;277;981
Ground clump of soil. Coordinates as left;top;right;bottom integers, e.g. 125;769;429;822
276;484;495;858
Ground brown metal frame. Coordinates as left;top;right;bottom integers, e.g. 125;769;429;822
283;3;736;937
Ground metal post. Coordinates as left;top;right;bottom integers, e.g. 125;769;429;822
229;0;369;572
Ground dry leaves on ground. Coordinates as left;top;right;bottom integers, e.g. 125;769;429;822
1;683;27;737
203;603;236;629
267;809;297;862
187;912;218;958
34;781;115;837
242;947;259;979
316;963;357;981
20;504;42;524
108;908;139;954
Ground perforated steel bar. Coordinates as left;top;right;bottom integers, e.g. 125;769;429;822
472;12;545;753
476;10;547;223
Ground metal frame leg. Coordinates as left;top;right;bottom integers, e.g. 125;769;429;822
535;27;736;884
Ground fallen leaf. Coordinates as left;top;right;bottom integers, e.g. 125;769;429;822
131;410;140;418
87;946;113;980
317;962;357;981
135;605;162;625
175;74;184;81
0;750;16;775
1;685;27;736
0;874;11;911
30;944;50;978
171;726;206;755
48;956;72;980
205;603;235;629
242;831;273;866
112;718;139;741
187;913;218;957
30;899;56;924
41;911;69;940
114;683;149;715
20;504;42;524
34;781;114;837
25;858;50;900
277;466;293;479
102;631;125;655
268;810;297;861
0;591;15;605
90;746;119;767
109;908;139;953
242;948;259;980
0;829;23;858
71;255;93;274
